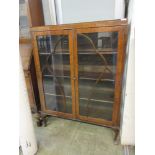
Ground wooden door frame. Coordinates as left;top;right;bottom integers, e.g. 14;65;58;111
74;26;126;127
32;29;76;119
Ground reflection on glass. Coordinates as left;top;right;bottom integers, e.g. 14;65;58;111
37;35;72;113
77;32;118;121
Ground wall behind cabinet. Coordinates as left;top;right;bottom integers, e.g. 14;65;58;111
42;0;57;25
42;0;125;25
120;0;135;145
57;0;125;24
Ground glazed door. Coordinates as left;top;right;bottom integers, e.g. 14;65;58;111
75;27;124;126
33;30;76;118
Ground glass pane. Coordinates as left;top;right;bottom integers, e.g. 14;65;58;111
37;35;72;114
77;31;118;121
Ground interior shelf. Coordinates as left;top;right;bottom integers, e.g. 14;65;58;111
79;99;113;120
44;74;70;79
43;76;114;103
39;52;117;55
44;92;113;104
39;53;117;56
44;93;113;120
43;74;114;82
78;82;114;102
79;51;117;55
39;48;117;54
44;93;72;114
45;93;72;98
40;64;116;71
43;77;72;97
79;97;114;104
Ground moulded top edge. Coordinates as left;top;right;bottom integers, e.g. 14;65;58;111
30;19;128;32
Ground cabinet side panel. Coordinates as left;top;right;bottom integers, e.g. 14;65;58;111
32;32;46;111
112;28;126;126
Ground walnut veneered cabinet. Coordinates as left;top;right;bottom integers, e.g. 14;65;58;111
31;19;128;130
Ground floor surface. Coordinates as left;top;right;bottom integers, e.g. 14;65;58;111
34;116;130;155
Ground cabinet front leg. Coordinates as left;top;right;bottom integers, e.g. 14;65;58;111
36;112;48;127
114;129;120;144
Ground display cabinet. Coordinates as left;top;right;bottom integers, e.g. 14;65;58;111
31;19;128;136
